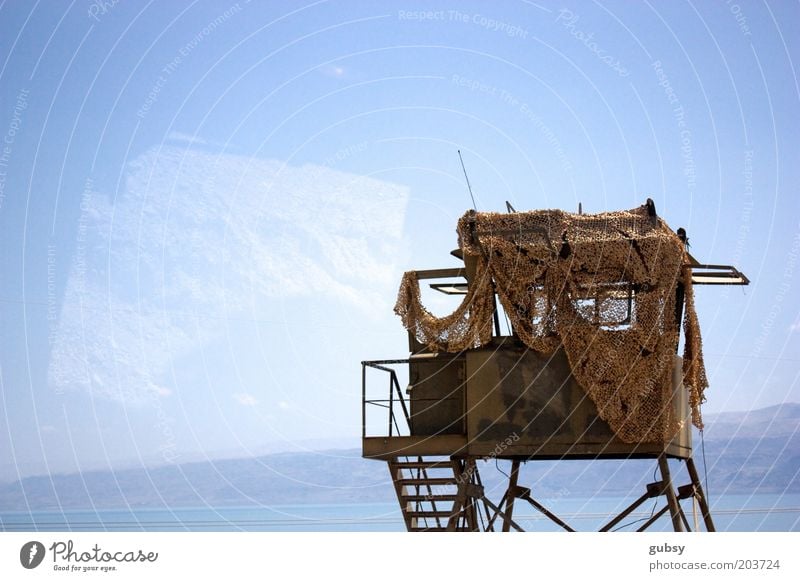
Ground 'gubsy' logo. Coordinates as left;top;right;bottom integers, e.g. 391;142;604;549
19;541;46;569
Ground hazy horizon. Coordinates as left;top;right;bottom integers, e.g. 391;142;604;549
1;1;798;501
2;401;798;483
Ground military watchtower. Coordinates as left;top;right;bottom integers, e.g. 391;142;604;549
361;201;748;532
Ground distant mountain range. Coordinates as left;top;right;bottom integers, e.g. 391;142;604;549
1;404;798;511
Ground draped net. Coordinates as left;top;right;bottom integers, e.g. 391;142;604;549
394;204;707;444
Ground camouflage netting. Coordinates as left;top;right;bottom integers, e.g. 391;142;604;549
394;204;707;444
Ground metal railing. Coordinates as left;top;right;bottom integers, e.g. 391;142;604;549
361;359;411;438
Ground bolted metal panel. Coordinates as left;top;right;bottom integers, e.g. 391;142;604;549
408;355;466;436
465;347;616;451
391;343;692;459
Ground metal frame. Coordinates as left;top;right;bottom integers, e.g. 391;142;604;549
363;362;715;532
684;263;749;285
363;223;744;532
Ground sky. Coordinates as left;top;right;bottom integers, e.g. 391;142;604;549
0;0;798;480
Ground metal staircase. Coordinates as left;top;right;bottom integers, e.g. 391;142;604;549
364;360;715;533
388;456;485;531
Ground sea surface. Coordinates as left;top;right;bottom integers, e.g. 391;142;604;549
2;494;799;532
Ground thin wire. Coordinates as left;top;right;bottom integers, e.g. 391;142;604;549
612;498;659;532
495;458;510;479
611;464;661;531
458;149;477;210
701;426;710;503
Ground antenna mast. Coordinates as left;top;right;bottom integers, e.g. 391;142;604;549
458;150;477;210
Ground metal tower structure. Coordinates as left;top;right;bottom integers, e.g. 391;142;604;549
361;201;748;532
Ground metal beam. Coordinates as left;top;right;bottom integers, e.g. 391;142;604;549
658;454;685;532
685;457;716;532
503;460;521;532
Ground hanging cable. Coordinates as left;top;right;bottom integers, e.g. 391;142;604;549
701;427;710;503
612;498;659;532
495;458;510;479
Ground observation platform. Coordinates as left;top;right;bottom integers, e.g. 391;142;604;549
361;202;748;532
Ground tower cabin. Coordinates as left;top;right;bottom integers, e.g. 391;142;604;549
361;201;748;532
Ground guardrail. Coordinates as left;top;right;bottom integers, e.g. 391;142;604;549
361;359;411;439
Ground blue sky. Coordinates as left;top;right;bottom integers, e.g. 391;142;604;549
0;0;798;479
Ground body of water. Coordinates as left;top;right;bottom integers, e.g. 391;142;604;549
2;494;798;532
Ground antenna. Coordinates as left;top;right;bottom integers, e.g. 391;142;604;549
458;150;477;210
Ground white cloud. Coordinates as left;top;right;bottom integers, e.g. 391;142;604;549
47;146;408;405
153;386;172;397
166;131;208;146
318;64;346;78
234;393;258;407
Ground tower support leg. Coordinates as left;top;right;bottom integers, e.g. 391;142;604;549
685;457;715;532
503;460;521;532
449;458;480;531
658;454;685;532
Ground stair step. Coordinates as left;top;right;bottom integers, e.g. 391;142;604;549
393;461;451;469
398;478;457;486
402;494;458;502
406;510;453;518
409;526;470;532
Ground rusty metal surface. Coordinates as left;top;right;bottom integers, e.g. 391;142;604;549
409;355;465;436
465;347;613;447
363;435;468;459
394;342;693;460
